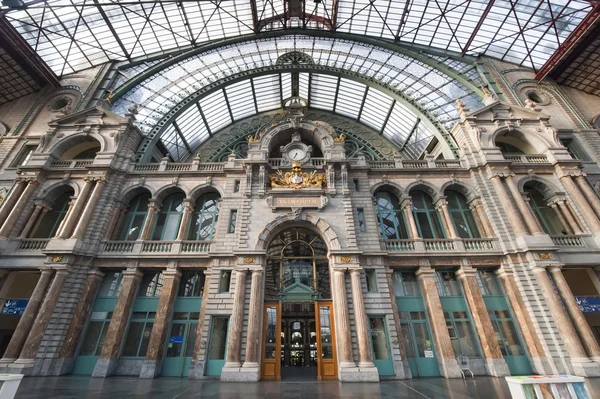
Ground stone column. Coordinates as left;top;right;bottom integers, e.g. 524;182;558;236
403;201;420;239
57;269;104;374
437;199;458;239
548;266;600;362
505;175;544;235
18;201;48;238
0;180;26;226
140;268;181;378
93;268;143;377
139;200;160;240
54;199;75;238
189;270;212;379
490;175;527;235
14;268;70;366
331;268;354;370
550;202;573;234
456;267;509;376
384;269;410;379
557;200;583;234
0;179;39;239
30;206;50;238
72;178;106;239
223;269;247;369
242;269;264;379
105;202;127;240
58;178;94;239
470;202;492;238
0;270;54;365
176;199;194;240
575;175;600;219
475;201;495;238
415;268;462;378
531;267;598;375
561;175;600;235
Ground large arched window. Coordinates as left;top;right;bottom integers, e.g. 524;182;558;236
446;191;480;239
31;190;73;238
411;191;445;239
188;193;220;241
152;193;185;240
374;191;408;239
525;187;563;235
116;193;150;241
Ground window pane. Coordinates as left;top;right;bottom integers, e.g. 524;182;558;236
79;321;104;356
228;210;237;233
366;270;377;292
98;272;123;297
453;320;480;357
320;306;333;359
369;318;389;360
401;323;416;358
264;306;278;359
209;318;229;360
122;322;144;356
138;323;153;357
184;324;198;358
219;271;231;293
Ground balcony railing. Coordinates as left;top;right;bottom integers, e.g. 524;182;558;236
503;154;549;164
268;158;325;168
103;241;135;253
385;237;499;253
16;238;49;251
551;235;585;247
101;240;211;255
463;238;496;250
49;159;94;168
384;239;415;251
424;239;455;251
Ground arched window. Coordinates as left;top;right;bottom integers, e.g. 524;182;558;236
525;187;563;235
446;191;480;238
152;193;185;240
374;191;408;239
188;193;219;241
31;190;73;238
411;191;445;239
116;193;150;241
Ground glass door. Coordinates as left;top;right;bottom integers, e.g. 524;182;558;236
368;317;394;376
399;310;441;377
204;317;229;376
261;302;281;379
162;312;198;377
315;302;337;379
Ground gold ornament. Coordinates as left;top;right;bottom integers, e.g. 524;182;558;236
243;257;255;264
269;162;326;189
51;256;63;263
333;133;345;142
340;256;353;263
538;253;551;260
248;135;260;143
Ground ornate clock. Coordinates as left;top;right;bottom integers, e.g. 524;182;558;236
280;132;312;165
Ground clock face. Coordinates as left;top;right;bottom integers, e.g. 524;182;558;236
288;148;307;160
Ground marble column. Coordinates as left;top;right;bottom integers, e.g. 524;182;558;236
57;269;104;374
54;199;75;238
18;201;49;238
490;175;527;235
30;205;50;238
403;202;420;239
349;269;374;366
0;180;26;226
384;269;410;379
561;175;600;235
437;200;458;239
0;179;39;239
495;269;546;374
531;267;598;375
558;200;583;234
0;270;54;365
188;270;212;379
456;268;509;376
575;175;600;219
415;268;462;378
176;199;194;240
505;175;544;235
72;178;106;239
58;178;94;239
242;269;264;379
548;267;600;362
223;269;247;369
332;268;355;370
474;201;495;238
93;269;143;377
139;200;160;240
550;202;573;234
105;202;127;240
15;268;69;365
140;268;181;378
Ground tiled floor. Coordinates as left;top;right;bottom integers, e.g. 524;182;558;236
14;376;600;399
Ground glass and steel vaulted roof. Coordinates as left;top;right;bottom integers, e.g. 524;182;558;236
110;35;484;161
2;0;594;76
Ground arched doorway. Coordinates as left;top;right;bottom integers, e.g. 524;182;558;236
261;227;337;380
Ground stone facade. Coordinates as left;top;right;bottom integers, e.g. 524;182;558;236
0;58;599;382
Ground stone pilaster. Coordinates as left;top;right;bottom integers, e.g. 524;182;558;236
470;201;493;238
557;200;583;234
456;266;509;376
188;269;212;379
575;175;600;219
56;269;105;375
490;175;527;235
505;174;543;235
332;268;355;369
0;180;26;227
416;267;462;378
92;268;143;377
30;205;50;237
18;201;49;238
140;268;181;378
0;179;39;239
384;269;411;379
0;270;53;365
220;268;247;380
550;202;573;234
240;269;264;381
139;200;160;240
437;199;458;238
72;178;106;239
402;201;420;239
58;178;94;239
105;201;127;240
54;199;75;238
176;199;194;240
561;175;600;235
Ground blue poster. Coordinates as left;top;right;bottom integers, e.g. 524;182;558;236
1;299;29;315
169;336;184;344
575;296;600;312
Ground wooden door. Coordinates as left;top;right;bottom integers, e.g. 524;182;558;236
315;302;337;379
261;302;281;379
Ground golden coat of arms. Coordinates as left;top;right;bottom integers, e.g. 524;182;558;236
269;162;326;189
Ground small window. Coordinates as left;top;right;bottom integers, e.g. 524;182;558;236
228;210;237;233
365;270;378;292
97;272;124;297
234;180;240;193
353;179;359;191
178;271;205;297
560;138;590;161
138;271;164;297
11;144;36;167
357;208;366;232
219;270;232;293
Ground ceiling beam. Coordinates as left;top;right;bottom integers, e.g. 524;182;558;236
536;1;600;81
92;0;132;62
249;0;259;33
461;0;495;56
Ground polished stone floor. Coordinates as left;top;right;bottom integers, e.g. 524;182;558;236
14;376;600;398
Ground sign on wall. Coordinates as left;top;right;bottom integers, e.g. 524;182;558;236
575;296;600;312
1;299;29;315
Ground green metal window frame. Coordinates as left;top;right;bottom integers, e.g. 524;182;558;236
178;271;206;298
151;193;185;240
433;271;462;297
357;208;366;232
228;210;237;234
443;310;482;358
374;191;409;240
219;270;232;293
365;269;378;293
31;191;72;238
187;193;219;241
525;188;563;235
117;193;150;241
411;191;445;239
393;271;421;297
121;311;155;358
139;271;164;297
446;191;480;239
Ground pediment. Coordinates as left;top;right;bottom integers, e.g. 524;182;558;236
468;101;549;123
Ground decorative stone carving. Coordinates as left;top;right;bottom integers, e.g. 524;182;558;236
269;162;326;189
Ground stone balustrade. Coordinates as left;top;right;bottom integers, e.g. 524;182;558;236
100;240;212;256
268;158;325;168
49;159;94;169
463;238;496;250
384;239;415;251
502;153;549;163
423;239;455;251
16;238;50;251
385;238;499;253
551;235;586;247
